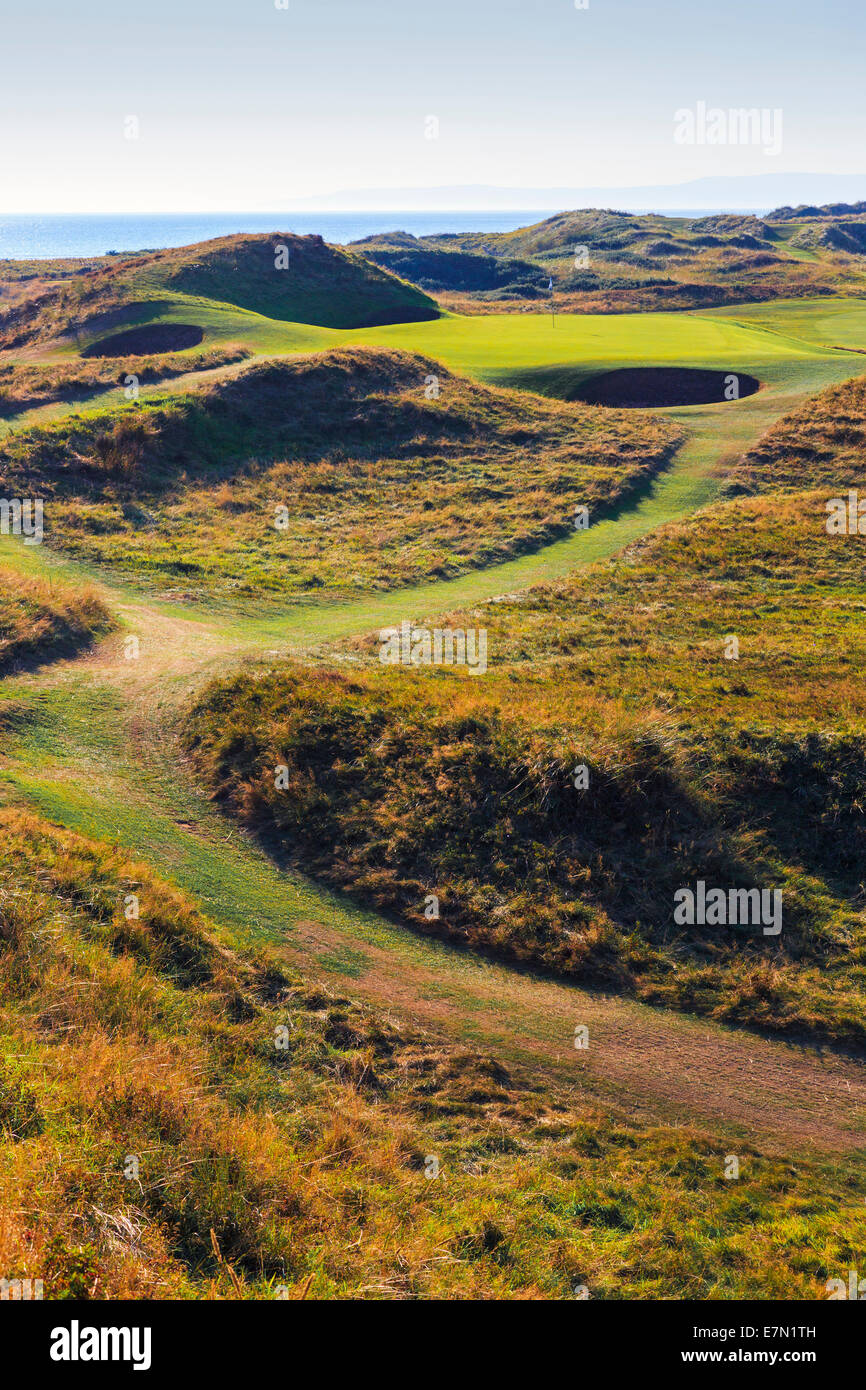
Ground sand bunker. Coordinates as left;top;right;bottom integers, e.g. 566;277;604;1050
81;324;205;357
573;367;760;408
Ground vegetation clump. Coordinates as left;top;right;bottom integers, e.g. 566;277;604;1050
723;373;866;495
0;348;680;603
0;569;113;673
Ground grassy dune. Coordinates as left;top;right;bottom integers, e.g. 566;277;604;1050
7;245;860;390
0;348;679;605
354;207;866;314
4;235;866;1302
153;233;438;328
724;372;866;494
2;807;864;1300
0;345;250;416
183;480;866;1048
0;568;112;674
0;233;438;354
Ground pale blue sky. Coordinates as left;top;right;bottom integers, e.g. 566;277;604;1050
0;0;861;211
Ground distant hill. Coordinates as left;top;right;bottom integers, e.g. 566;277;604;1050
350;235;545;298
769;200;866;220
288;173;866;212
350;206;866;313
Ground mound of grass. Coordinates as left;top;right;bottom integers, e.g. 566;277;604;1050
352;206;866;315
352;238;545;295
0;569;113;674
183;486;866;1048
156;234;440;328
0;348;679;604
0;233;439;352
1;806;863;1300
723;373;866;495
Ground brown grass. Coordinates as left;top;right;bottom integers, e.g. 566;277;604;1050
2;806;864;1300
0;569;113;674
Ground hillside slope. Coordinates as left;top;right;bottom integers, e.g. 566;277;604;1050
352;206;866;314
0;568;112;673
183;481;866;1049
154;233;439;328
0;347;679;604
0;233;439;353
723;372;866;495
2;805;864;1300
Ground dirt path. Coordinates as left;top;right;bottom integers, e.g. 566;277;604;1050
6;592;864;1156
286;918;866;1154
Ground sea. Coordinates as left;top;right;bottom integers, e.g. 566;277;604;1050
0;210;757;261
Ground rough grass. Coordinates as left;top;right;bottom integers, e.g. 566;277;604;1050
0;345;250;416
156;233;439;329
0;233;439;353
354;207;866;315
0;348;679;604
0;569;113;674
723;373;866;495
182;486;866;1048
1;806;863;1300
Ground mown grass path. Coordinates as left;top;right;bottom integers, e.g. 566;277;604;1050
3;303;866;1154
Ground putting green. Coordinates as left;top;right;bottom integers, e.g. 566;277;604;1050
17;293;864;446
84;291;860;379
2;295;864;638
342;305;827;385
704;296;866;353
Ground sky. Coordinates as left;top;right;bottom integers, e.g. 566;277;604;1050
0;0;863;212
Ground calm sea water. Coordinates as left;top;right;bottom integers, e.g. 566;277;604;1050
0;209;748;261
0;212;559;261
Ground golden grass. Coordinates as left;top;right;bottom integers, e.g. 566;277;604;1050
2;806;864;1300
0;346;250;415
183;483;866;1046
724;374;866;495
0;349;679;603
0;568;113;674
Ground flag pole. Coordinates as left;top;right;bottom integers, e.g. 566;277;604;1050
549;275;555;328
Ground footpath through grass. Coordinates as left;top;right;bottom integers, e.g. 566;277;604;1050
2;318;866;1148
4;661;866;1153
